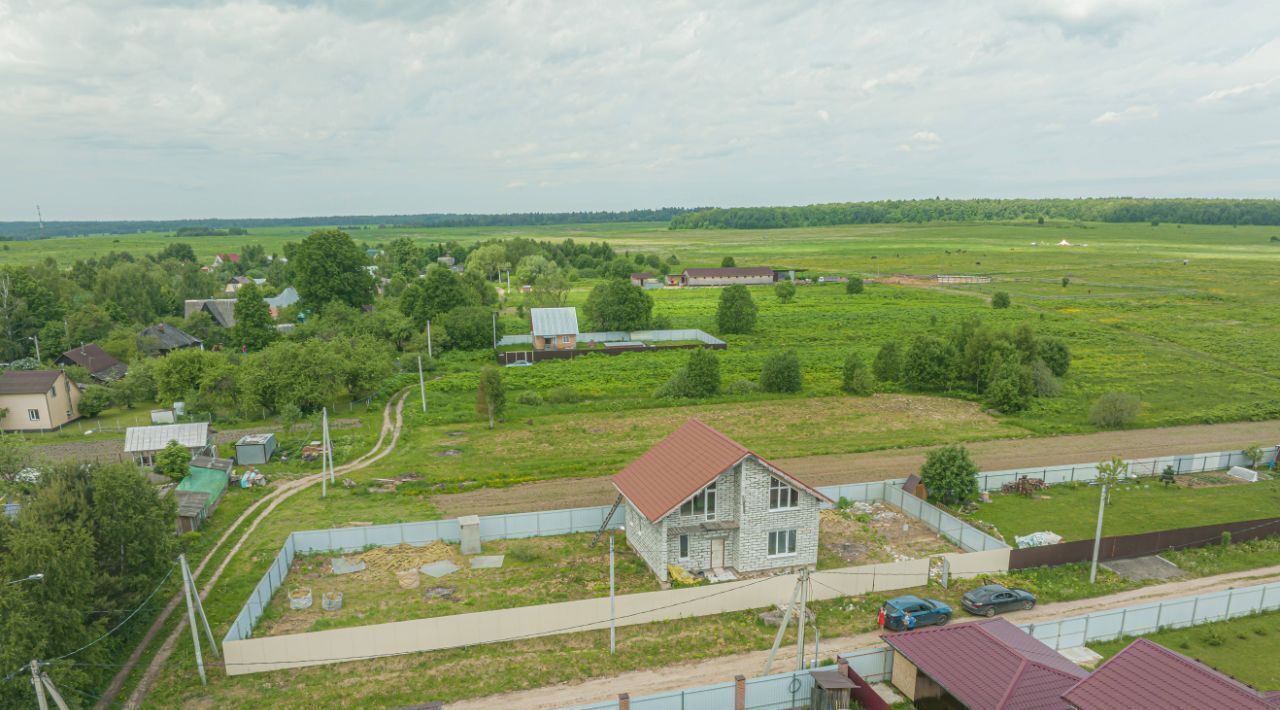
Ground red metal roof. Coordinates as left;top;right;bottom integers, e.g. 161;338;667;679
612;419;829;523
1062;638;1280;710
882;618;1085;710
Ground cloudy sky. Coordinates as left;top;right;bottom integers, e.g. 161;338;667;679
2;0;1278;220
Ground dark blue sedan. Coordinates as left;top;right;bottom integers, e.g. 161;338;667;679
961;584;1037;617
879;595;952;631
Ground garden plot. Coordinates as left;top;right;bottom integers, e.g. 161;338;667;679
254;532;661;637
817;502;960;569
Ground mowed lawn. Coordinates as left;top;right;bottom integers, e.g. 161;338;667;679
974;477;1280;542
1090;609;1280;690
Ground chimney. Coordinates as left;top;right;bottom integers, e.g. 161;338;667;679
734;675;746;710
80;342;85;355
837;656;849;677
617;693;629;710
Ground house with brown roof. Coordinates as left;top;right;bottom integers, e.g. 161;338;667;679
612;419;830;584
1062;637;1280;710
0;370;82;432
55;343;127;382
882;617;1087;709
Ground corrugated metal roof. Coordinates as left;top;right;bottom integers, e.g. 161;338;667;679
0;370;62;395
56;344;125;379
190;455;234;474
1062;638;1278;710
530;307;579;336
139;324;202;350
684;267;775;278
124;422;210;453
612;419;830;523
265;287;300;310
882;618;1085;710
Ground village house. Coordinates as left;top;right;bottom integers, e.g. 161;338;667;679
613;419;830;584
224;275;267;294
124;422;212;466
184;299;238;328
264;286;300;318
529;307;579;351
138;323;203;356
55;343;128;382
667;266;777;287
0;370;82;432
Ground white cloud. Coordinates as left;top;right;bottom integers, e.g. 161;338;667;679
0;1;1278;219
1091;105;1160;125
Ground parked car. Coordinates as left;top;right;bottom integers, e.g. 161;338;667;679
878;595;952;631
961;584;1037;617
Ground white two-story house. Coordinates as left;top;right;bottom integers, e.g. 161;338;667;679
613;419;830;584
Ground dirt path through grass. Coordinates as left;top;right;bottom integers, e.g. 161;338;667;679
433;419;1280;517
449;563;1280;710
101;390;411;710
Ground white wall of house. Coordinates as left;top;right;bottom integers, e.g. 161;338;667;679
735;457;820;574
624;502;669;583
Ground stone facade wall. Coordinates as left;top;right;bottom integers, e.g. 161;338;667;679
664;466;741;573
624;502;669;582
532;334;576;351
734;457;820;574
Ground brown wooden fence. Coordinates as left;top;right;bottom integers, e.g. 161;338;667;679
1008;517;1280;569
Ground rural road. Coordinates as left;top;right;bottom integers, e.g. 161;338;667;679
101;390;411;710
449;564;1280;710
434;419;1280;517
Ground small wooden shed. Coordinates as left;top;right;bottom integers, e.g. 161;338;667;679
234;433;278;465
175;462;230;534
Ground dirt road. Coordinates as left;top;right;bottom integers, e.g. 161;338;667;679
100;390;411;710
449;564;1280;710
434;419;1279;517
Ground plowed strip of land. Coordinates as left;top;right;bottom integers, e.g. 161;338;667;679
434;419;1279;517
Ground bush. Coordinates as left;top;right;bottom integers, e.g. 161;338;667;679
154;440;191;481
656;349;720;398
991;291;1011;309
1038;337;1071;377
775;281;797;304
725;379;760;395
842;353;874;395
984;358;1034;413
760;351;802;393
1088;392;1141;429
902;336;954;391
873;342;902;382
583;279;653;330
652;313;672;329
78;386;113;417
544;385;583;404
515;390;543;406
440;305;501;350
1030;360;1061;397
717;285;757;334
920;443;979;505
846;277;864;294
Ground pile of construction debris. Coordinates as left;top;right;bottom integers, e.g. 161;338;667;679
347;541;459;582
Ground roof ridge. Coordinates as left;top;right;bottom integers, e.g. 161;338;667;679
993;658;1029;710
685;418;749;453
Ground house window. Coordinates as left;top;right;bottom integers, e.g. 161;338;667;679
679;535;689;560
768;477;799;510
561;335;571;344
768;530;797;557
679;482;717;519
27;409;40;422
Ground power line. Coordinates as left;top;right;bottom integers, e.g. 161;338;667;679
48;563;177;662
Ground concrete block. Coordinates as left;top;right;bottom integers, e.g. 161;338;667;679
330;558;365;575
420;560;460;578
470;555;505;569
459;514;481;555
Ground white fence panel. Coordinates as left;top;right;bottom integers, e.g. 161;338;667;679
744;672;815;710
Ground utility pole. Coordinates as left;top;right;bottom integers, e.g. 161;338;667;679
180;554;207;685
426;320;433;359
796;568;809;671
30;661;48;710
1089;484;1108;584
491;311;498;350
417;356;427;413
763;574;803;675
27;335;40;362
181;555;220;661
38;670;69;710
321;407;329;498
36;204;44;239
609;534;616;654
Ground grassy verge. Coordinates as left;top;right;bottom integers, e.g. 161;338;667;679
971;476;1280;542
1089;608;1280;690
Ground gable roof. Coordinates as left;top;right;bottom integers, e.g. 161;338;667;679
185;299;237;328
612;419;831;523
264;286;300;310
684;267;775;279
630;272;653;280
883;617;1086;710
1062;638;1280;710
139;324;202;350
0;370;62;395
530;307;579;336
56;344;126;380
124;422;210;453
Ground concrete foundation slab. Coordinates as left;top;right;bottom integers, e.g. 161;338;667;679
1060;645;1105;669
1102;555;1185;582
420;560;461;578
470;555;505;569
330;558;366;575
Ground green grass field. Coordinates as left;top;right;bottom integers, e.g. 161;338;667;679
974;476;1280;542
1090;609;1280;690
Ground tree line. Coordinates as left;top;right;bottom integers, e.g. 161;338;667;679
669;198;1280;229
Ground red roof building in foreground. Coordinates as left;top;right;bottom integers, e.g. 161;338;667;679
612;419;830;584
882;617;1087;710
1062;638;1280;710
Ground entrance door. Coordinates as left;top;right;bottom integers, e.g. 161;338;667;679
710;539;725;568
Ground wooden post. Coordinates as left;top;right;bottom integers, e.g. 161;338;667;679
618;693;630;710
734;675;746;710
